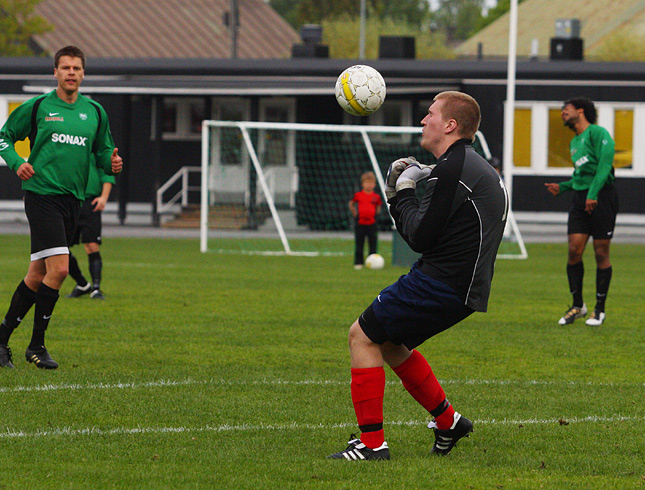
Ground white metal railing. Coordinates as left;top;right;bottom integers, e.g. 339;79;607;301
156;166;201;214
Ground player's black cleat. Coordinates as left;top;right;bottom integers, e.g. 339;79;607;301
429;413;473;455
67;283;91;298
328;434;390;461
25;346;58;369
90;289;105;300
0;344;15;368
558;304;587;325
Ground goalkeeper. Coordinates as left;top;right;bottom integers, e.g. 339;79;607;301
329;91;508;461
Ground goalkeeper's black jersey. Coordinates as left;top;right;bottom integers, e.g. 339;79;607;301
389;139;508;312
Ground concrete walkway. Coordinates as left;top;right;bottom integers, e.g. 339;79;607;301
0;219;643;244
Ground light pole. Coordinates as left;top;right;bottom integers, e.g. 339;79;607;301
359;0;366;59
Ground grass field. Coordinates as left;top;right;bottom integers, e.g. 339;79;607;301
0;234;643;489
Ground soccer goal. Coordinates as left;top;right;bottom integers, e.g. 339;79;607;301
200;120;527;259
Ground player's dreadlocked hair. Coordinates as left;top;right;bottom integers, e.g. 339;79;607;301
564;97;597;124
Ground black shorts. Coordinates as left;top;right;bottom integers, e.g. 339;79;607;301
72;197;103;245
567;184;619;239
24;191;81;261
358;263;474;350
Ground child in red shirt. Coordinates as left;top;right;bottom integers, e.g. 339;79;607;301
349;171;382;269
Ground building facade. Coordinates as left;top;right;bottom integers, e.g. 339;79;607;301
1;57;643;224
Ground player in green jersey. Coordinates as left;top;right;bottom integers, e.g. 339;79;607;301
545;97;618;327
66;156;115;300
0;45;123;369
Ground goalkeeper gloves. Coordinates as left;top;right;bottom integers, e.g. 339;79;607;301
395;163;436;192
385;156;420;200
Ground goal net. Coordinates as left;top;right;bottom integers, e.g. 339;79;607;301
201;121;527;259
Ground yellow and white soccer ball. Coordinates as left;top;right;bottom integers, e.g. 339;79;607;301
365;253;385;270
335;65;386;117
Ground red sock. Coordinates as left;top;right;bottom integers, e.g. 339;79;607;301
392;349;455;430
351;366;385;448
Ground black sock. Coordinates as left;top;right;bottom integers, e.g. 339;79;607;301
88;252;102;290
68;252;89;287
567;261;584;307
595;266;612;313
0;280;38;344
29;283;59;349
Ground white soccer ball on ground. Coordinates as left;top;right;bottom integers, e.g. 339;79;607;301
365;253;385;270
335;65;386;117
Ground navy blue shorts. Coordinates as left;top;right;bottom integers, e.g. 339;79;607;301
358;263;474;350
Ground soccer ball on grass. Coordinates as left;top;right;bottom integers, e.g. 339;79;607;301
365;253;385;270
335;65;386;117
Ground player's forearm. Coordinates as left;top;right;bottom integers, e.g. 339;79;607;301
100;182;113;201
587;161;614;200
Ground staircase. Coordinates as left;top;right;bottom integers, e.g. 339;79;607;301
162;204;270;229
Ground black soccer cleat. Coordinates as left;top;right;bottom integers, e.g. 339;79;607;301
25;346;58;369
328;434;390;461
0;344;15;368
429;413;473;455
67;283;91;298
90;289;105;300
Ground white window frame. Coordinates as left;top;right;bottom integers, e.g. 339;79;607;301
510;101;645;177
209;97;251;169
211;97;251;122
258;97;296;168
0;96;36;165
0;95;31;127
157;97;205;141
342;99;414;144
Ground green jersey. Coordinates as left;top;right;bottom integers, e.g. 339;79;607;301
559;124;615;200
0;90;115;201
86;155;116;199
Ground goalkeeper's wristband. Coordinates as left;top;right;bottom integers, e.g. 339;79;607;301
395;179;417;192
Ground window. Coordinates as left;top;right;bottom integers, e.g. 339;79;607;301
0;98;32;160
513;108;531;167
160;98;205;140
369;100;414;144
372;100;412;127
613;109;633;169
547;108;571;168
259;98;295;167
7;100;31;159
510;102;644;176
212;98;250;166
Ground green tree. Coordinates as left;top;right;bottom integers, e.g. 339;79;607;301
322;15;454;60
473;0;528;33
432;0;484;43
0;0;52;56
269;0;301;29
270;0;429;30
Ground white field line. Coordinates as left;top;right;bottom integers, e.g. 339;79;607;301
2;378;643;440
1;415;644;440
1;377;641;395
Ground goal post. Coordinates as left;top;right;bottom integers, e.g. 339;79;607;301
201;120;527;259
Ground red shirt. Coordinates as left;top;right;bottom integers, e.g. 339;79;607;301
352;190;382;225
